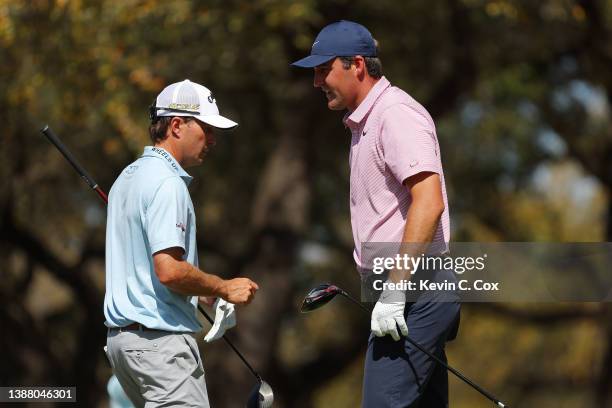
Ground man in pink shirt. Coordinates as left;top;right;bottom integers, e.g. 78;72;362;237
293;21;460;407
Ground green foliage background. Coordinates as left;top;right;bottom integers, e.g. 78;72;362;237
1;0;611;407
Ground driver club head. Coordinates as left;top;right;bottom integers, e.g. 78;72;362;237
246;379;274;408
300;283;343;313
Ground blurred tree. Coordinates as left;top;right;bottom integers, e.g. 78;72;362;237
0;0;610;406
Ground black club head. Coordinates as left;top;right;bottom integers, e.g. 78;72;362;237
300;283;343;313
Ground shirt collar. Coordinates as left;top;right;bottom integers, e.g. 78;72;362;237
142;146;193;185
344;76;391;129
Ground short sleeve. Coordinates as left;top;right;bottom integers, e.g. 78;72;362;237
145;177;190;255
380;104;440;184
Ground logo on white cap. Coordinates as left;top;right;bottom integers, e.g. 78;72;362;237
168;103;200;112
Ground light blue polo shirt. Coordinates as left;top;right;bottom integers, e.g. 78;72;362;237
104;146;202;332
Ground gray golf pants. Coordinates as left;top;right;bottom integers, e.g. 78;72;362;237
106;328;210;408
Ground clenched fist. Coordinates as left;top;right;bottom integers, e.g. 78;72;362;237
220;278;259;305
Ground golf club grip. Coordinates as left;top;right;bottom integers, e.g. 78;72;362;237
41;125;101;190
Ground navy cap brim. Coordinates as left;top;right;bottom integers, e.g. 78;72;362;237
291;54;336;68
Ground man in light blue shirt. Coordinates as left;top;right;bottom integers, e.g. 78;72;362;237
104;79;259;407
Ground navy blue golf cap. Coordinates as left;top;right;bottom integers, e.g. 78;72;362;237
291;20;376;68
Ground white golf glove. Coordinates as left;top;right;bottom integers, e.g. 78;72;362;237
371;286;408;341
204;298;236;343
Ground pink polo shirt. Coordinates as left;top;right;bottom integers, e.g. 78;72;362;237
345;76;450;268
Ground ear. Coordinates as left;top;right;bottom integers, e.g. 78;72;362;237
353;56;366;79
169;117;184;138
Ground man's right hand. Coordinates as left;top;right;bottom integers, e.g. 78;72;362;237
220;278;259;305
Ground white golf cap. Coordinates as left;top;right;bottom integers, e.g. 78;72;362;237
152;79;238;129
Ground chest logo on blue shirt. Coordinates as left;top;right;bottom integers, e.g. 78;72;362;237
176;222;186;232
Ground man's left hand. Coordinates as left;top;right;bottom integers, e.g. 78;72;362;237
371;288;408;341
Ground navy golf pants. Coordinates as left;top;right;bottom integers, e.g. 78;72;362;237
362;284;461;407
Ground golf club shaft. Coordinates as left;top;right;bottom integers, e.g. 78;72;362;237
41;126;108;203
41;125;263;384
198;305;261;382
339;290;508;408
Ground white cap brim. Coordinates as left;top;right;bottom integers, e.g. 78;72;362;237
196;114;238;129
